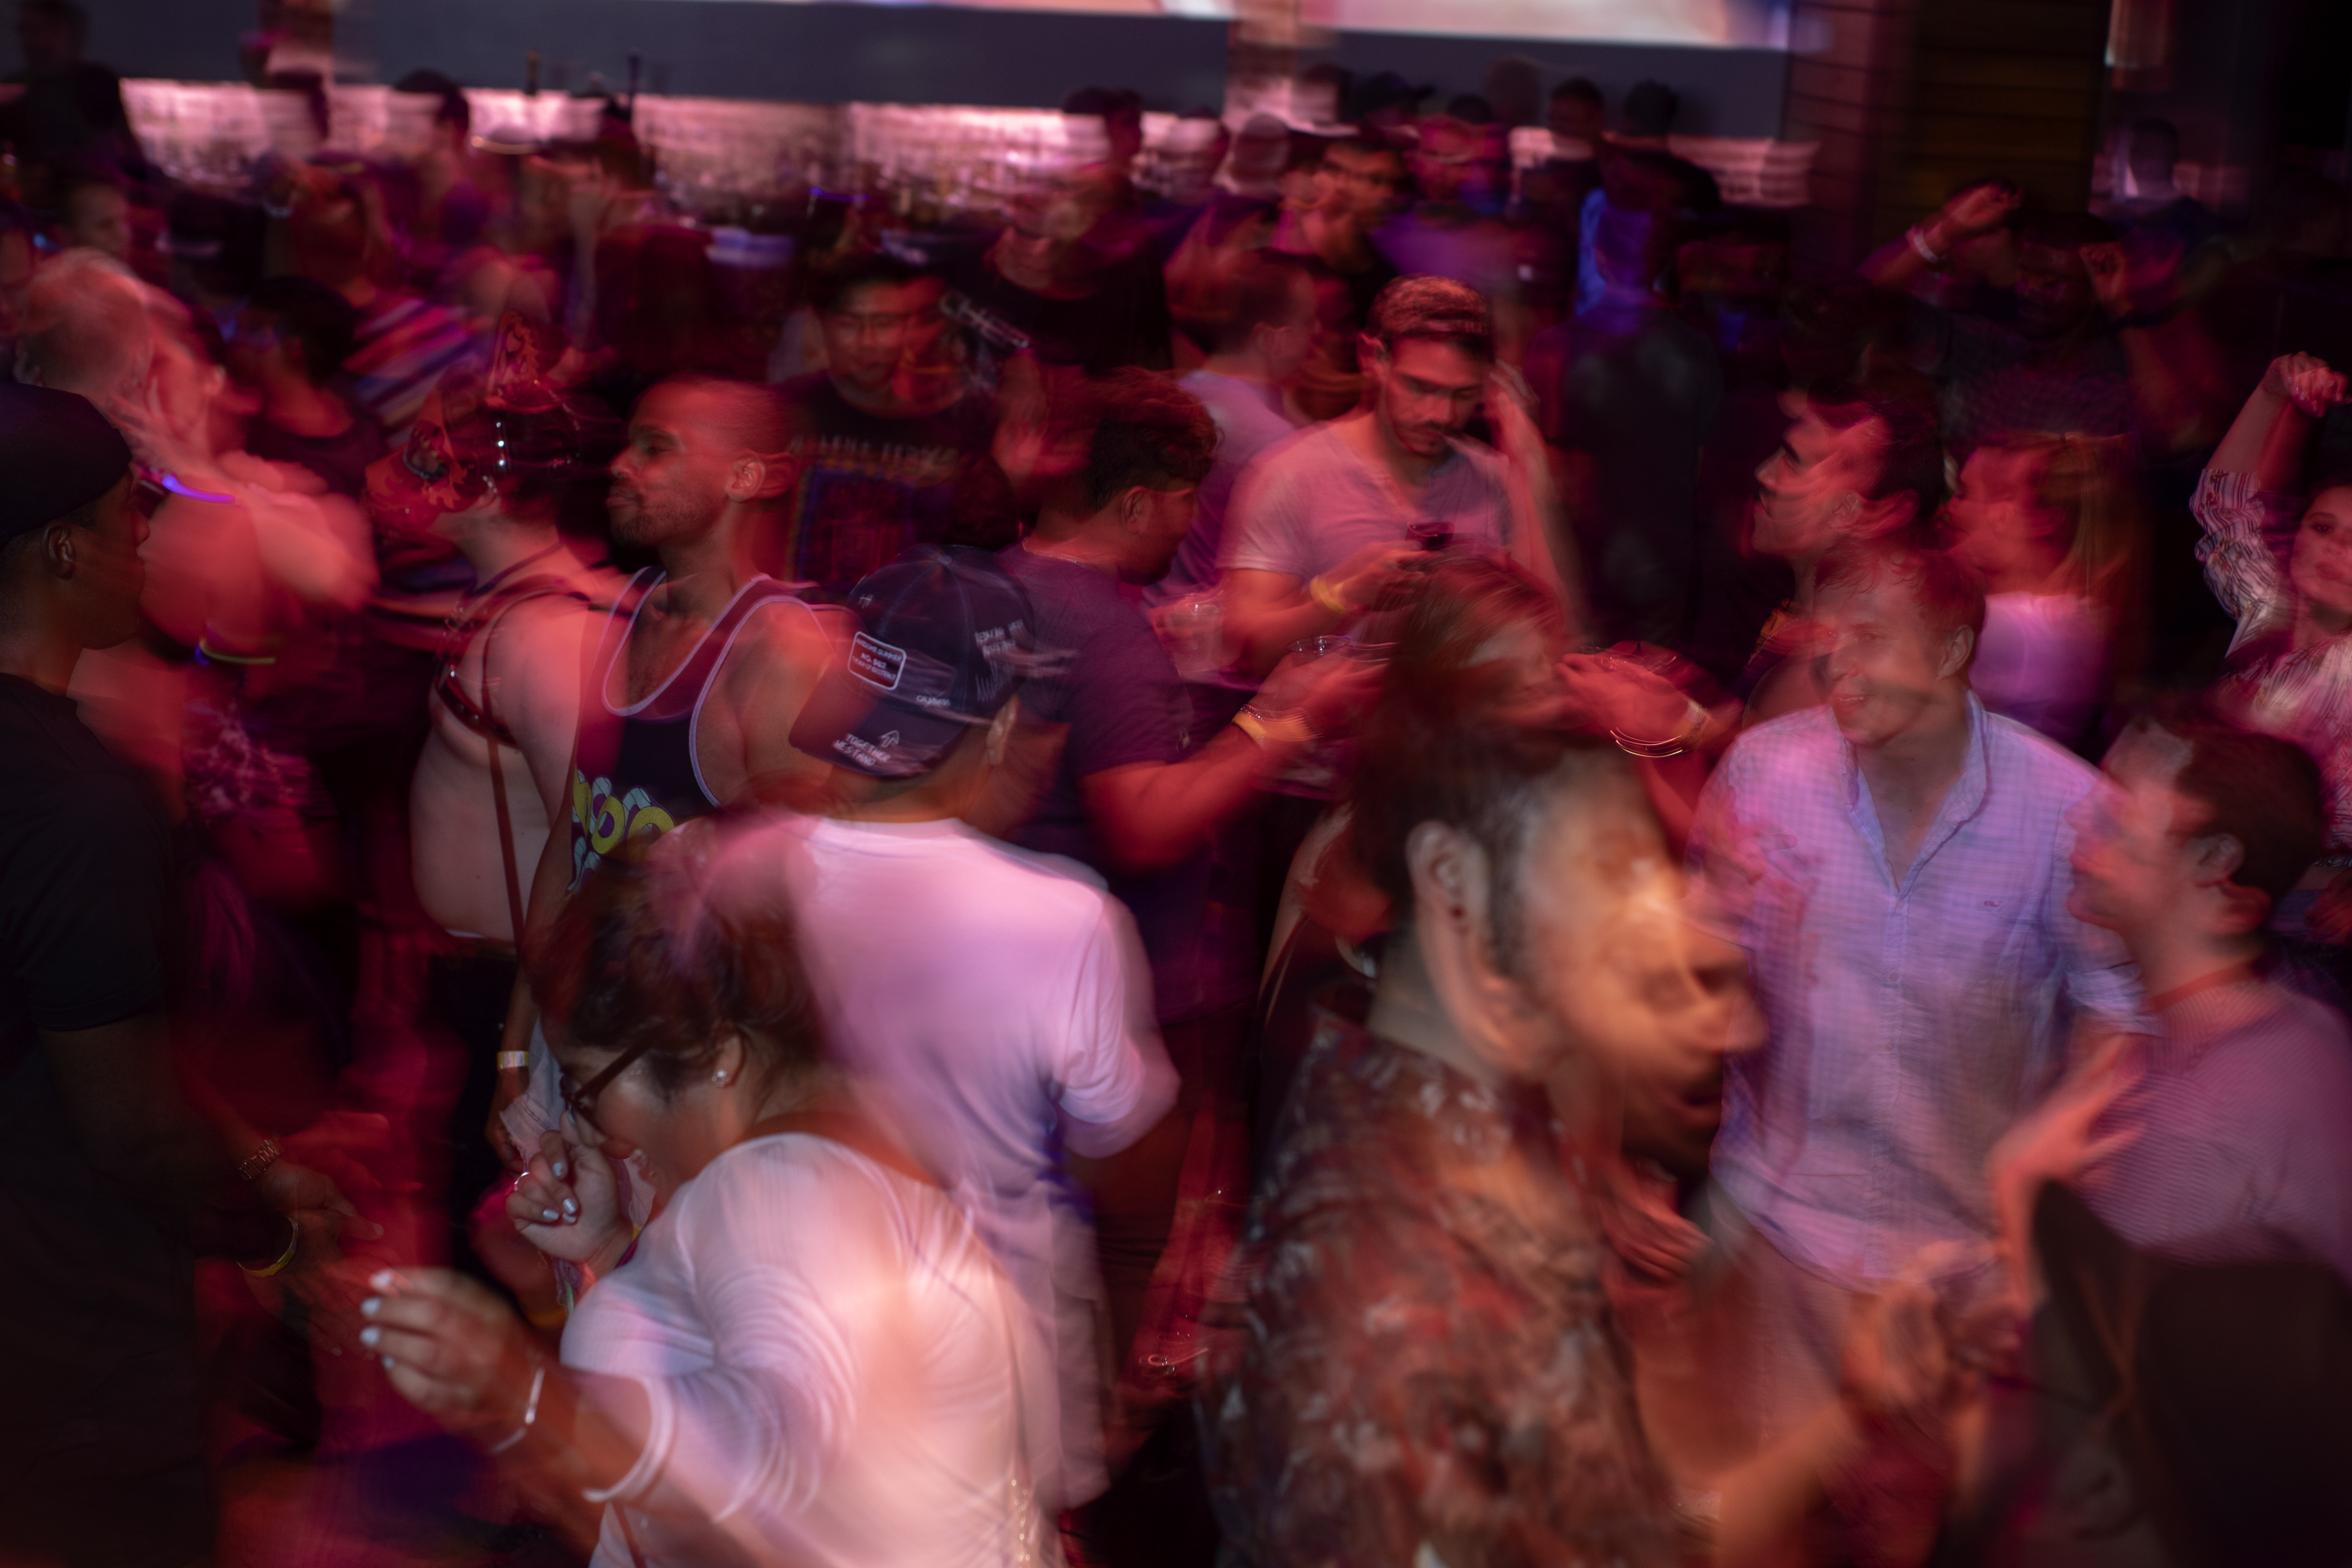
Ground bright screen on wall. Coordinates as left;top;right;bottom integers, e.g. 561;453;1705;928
730;0;1791;48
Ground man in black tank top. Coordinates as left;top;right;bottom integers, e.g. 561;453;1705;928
490;374;834;1159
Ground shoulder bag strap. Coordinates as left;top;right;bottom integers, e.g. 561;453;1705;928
475;579;589;950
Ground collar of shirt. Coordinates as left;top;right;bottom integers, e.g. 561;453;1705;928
1836;690;1992;892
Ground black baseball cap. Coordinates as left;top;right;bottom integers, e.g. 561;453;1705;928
0;383;132;542
789;545;1037;780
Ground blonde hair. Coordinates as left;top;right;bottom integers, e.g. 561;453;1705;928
1971;429;2149;681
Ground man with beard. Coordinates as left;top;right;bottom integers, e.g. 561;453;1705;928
1685;538;2144;1446
1222;276;1563;679
489;374;831;1153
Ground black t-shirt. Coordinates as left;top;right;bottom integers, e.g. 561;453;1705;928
776;374;999;598
998;546;1231;1024
0;676;204;1558
949;246;1174;375
0;676;171;1076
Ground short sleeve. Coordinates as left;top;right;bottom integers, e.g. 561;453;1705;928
6;773;170;1032
1220;451;1308;578
1051;898;1176;1133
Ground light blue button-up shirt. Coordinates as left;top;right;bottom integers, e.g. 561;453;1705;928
1689;695;2145;1286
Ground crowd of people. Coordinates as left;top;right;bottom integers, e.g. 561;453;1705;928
7;4;2352;1564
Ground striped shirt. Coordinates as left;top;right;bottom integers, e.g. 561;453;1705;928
2085;974;2352;1284
1689;695;2145;1286
2193;466;2352;850
345;291;477;439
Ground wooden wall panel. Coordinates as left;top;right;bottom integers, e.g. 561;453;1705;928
1785;0;2110;264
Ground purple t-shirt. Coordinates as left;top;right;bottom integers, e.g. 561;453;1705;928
1000;545;1235;1023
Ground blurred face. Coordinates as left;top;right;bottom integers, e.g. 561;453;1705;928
1161;129;1228;206
1944;444;2056;579
222;307;298;391
2066;724;2204;935
2289;486;2352;619
1952;226;2018;288
548;1029;727;1193
1010;167;1103;244
364;386;496;542
1120;482;1200;584
1473;618;1570;708
1253;275;1319;384
2015;242;2093;341
59;473;148;649
66;185;129;261
608;385;736;549
818;278;942;397
1317;144;1407;224
1503;766;1762;1168
1369;337;1485;460
1549;94;1605;148
1752;405;1884;563
1816;572;1968;751
1411;118;1489;206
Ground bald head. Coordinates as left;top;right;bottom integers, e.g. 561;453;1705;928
651;374;792;467
608;376;798;551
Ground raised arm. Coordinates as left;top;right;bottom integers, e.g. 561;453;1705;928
1859;183;2021;294
2209;351;2346;486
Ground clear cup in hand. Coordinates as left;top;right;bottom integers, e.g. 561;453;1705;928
1160;593;1226;677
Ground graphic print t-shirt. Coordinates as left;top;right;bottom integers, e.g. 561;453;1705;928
776;374;997;599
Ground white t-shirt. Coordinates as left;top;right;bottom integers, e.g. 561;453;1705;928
565;1133;1037;1568
1220;418;1517;586
726;814;1175;1507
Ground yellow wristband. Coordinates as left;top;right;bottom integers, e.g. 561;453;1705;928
239;1215;300;1278
1308;575;1351;617
1235;704;1316;748
496;1050;529;1072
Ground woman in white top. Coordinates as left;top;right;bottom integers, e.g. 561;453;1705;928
1944;429;2145;746
364;834;1046;1568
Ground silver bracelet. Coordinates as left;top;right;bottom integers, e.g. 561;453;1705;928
485;1360;549;1455
1908;224;1948;268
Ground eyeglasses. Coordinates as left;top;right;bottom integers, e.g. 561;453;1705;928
557;1038;656;1130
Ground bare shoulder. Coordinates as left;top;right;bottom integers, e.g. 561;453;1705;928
712;594;831;717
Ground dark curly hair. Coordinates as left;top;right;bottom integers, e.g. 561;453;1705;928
1067;367;1219;513
527;831;829;1100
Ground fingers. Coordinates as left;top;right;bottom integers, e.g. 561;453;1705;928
508;1175;569;1231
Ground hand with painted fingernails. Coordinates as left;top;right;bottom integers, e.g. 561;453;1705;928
360;1267;543;1443
506;1127;632;1276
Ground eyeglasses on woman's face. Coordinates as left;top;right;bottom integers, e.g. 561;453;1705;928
556;1038;654;1132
